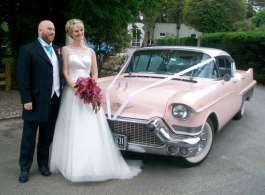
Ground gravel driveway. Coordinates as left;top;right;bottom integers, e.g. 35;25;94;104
0;90;22;120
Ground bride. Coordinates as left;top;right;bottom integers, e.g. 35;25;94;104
49;19;142;182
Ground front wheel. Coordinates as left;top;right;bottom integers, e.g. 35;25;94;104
176;118;214;168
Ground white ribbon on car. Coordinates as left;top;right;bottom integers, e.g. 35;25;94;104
106;57;215;120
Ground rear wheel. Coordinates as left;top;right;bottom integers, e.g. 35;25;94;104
176;118;214;168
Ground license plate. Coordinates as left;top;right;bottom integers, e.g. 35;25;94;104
113;133;127;150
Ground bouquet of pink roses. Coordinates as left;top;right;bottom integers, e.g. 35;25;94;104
74;77;102;113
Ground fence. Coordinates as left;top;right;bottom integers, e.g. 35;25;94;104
0;63;11;91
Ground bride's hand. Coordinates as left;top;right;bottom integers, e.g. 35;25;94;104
72;87;78;93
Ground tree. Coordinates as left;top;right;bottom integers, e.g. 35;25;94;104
3;0;141;57
4;0;66;58
64;0;140;52
183;0;247;33
62;0;141;75
139;0;183;46
251;8;265;27
2;0;142;77
140;0;163;46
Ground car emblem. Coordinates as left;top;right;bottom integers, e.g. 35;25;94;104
117;82;135;91
111;102;134;111
111;102;122;111
103;102;133;111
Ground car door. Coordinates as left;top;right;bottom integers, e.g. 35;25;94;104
215;56;241;123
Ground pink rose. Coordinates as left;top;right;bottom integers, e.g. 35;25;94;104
56;48;61;55
74;77;102;114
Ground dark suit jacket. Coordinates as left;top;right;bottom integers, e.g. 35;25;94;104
17;40;63;122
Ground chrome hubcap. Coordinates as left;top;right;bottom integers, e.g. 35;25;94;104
195;129;207;156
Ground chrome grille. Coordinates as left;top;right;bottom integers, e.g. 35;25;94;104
108;119;165;147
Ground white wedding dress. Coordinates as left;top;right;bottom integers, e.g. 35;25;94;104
50;47;142;182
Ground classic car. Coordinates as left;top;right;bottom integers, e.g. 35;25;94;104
97;46;257;167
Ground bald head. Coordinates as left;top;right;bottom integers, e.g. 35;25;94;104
38;20;55;44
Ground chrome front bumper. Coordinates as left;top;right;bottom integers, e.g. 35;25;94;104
108;116;204;158
145;117;202;157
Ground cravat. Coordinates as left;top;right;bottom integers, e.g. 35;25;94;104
44;45;53;56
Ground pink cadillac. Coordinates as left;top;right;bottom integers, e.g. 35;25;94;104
97;46;256;167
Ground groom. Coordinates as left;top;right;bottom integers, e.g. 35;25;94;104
17;20;63;183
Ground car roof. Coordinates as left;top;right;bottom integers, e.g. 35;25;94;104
135;46;230;58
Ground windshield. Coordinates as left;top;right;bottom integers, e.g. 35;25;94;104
125;49;219;78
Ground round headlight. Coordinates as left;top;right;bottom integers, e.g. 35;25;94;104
172;104;190;120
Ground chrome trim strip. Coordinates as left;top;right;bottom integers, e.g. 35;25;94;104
128;142;166;149
106;115;149;124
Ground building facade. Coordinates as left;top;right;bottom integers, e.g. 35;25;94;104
128;22;203;47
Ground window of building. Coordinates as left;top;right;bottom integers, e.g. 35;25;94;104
190;34;197;38
159;33;166;37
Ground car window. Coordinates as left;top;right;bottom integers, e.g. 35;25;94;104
184;61;220;79
134;54;164;72
127;50;212;75
224;57;235;77
216;56;235;77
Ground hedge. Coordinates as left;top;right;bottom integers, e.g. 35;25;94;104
201;31;265;84
154;37;197;46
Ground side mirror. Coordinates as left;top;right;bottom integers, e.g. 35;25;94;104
223;74;231;81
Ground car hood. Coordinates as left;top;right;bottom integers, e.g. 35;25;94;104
98;74;212;120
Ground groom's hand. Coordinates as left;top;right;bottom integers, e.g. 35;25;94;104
24;102;33;110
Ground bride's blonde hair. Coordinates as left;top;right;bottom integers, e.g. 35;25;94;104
65;19;84;38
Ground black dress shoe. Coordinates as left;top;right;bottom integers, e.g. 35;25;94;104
39;167;50;176
19;171;29;183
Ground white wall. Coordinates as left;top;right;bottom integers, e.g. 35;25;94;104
154;23;202;39
128;22;203;47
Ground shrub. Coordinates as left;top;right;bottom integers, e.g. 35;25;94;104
155;37;197;46
201;31;265;84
